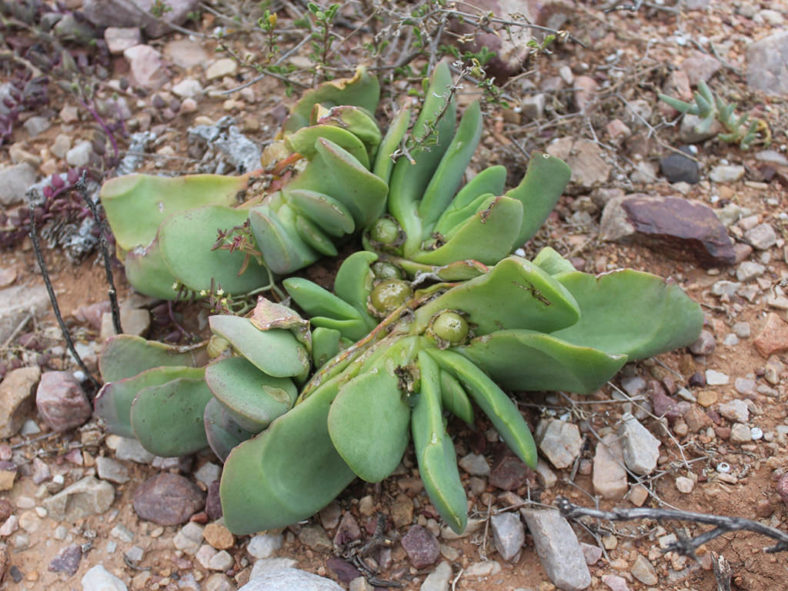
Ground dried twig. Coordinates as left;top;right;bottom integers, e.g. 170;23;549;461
557;497;788;555
712;552;732;591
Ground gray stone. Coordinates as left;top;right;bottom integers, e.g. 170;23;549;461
734;377;756;395
133;473;204;526
0;366;41;438
250;558;299;579
420;561;452;591
536;419;582;469
602;574;631;591
209;550;234;571
705;369;729;385
35;371;92;431
592;434;628;500
206;58;238;81
600;194;736;267
82;0;199;38
630;554;658;585
96;456;130;484
689;330;716;356
463;560;502;577
124;44;167;89
114;436;155;464
23;116;51;138
248;533;283;559
718;399;749;423
490;512;524;561
546;138;611;189
709;165;745;183
43;476;115;521
617;413;660;476
746;31;788;96
458;452;490;476
48;543;82;575
51;134;72;159
110;524;134;542
66;140;93;167
534;459;557;488
174;522;204;555
736;261;765;282
195;462;222;486
104;27;141;54
521;509;591;590
241;567;343;590
205;574;236;591
744;223;777;250
401;525;440;569
164;39;209;69
620;376;647;397
82;565;127;591
298;525;332;552
172;78;203;98
730;423;752;443
659;150;698;184
124;545;144;564
0;162;36;206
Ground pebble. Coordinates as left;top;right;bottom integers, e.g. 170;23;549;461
675;476;695;493
0;162;37;206
124;545;144;564
746;31;788;96
206;58;238;81
631;554;658;585
734;377;756;396
420;561;452;591
48;543;82;575
718;399;749;423
689;330;715;355
729;423;752;443
196;544;218;569
104;27;141;54
298;525;332;552
754;313;788;357
401;525;440;569
546;137;611;189
732;322;751;338
736;261;765;282
100;306;151;340
777;474;788;508
204;574;235;591
580;542;603;565
81;565;127;591
696;390;718;407
250;558;298;579
458;452;490;476
110;524;134;543
744;223;777;250
349;577;374;591
534;459;557;488
709;165;745;183
248;533;283;559
132;473;204;526
164;38;209;69
536;418;583;469
592;433;628;500
521;509;590;590
521;94;545;120
618;413;660;476
391;493;414;527
602;574;630;591
174;522;204;555
123;44;167;89
65;140;93;167
172;78;204;98
42;476;114;521
490;512;524;561
488;453;529;491
204;522;235;550
0;366;41;438
195;462;222;486
209;550;234;571
35;370;92;431
240;567;342;590
113;436;155;464
463;560;502;577
23;116;50;138
96;456;129;484
659;149;699;184
705;369;729;385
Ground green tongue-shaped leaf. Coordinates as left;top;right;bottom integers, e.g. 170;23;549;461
220;377;355;534
204;356;297;432
285;125;370;168
99;335;204;383
203;397;256;462
209;315;310;378
327;367;410;483
550;270;704;360
124;239;179;300
458;330;626;394
414;257;580;336
158;205;271;294
95;366;204;438
130;373;213;457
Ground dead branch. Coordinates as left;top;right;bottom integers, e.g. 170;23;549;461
556;497;788;555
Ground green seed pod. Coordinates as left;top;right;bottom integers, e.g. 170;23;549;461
369;279;412;315
369;217;401;245
372;261;402;280
207;335;231;358
431;311;469;346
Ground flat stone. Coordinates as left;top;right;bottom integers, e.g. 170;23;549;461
204;522;234;550
104;27;141;54
746;30;788;96
205;574;234;591
680;114;722;143
208;550;233;571
241;567;343;590
96;456;130;484
754;313;788;357
114;436;155;464
534;459;557;488
718;399;749;423
521;94;545;120
659;149;698;184
172;78;204;98
729;423;752;443
333;511;361;546
618;413;660;476
536;418;582;469
488;453;529;491
248;533;283;559
401;525;440;569
491;512;524;561
124;44;167;89
66;140;93;167
164;39;210;69
298;525;332;552
602;573;631;591
592;434;628;500
81;565;127;591
326;557;361;584
133;473;204;525
463;560;501;577
250;558;299;579
705;370;729;385
546;137;611;189
42;476;114;521
521;509;591;590
174;522;204;555
744;223;777;250
420;560;452;591
736;261;765;282
36;371;92;431
458;452;490;476
48;543;82;575
206;58;238;81
580;541;603;565
0;366;41;438
195;462;222;486
0;163;36;206
631;554;658;585
23;116;50;138
600;194;736;267
710;165;745;183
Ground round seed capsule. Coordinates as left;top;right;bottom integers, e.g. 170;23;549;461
431;311;469;345
372;261;402;280
369;279;412;315
369;217;400;245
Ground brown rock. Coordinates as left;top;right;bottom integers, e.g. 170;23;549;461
133;473;205;526
489;452;530;491
777;474;788;508
35;371;92;432
0;366;41;438
600;194;736;267
683;406;712;433
753;313;788;358
203;522;234;550
573;76;598;112
401;525;440;569
334;512;362;547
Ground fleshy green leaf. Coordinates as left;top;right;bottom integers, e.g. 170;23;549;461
99;335;204;383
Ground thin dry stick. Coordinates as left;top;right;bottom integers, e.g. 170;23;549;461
556;497;788;554
29;208;101;391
